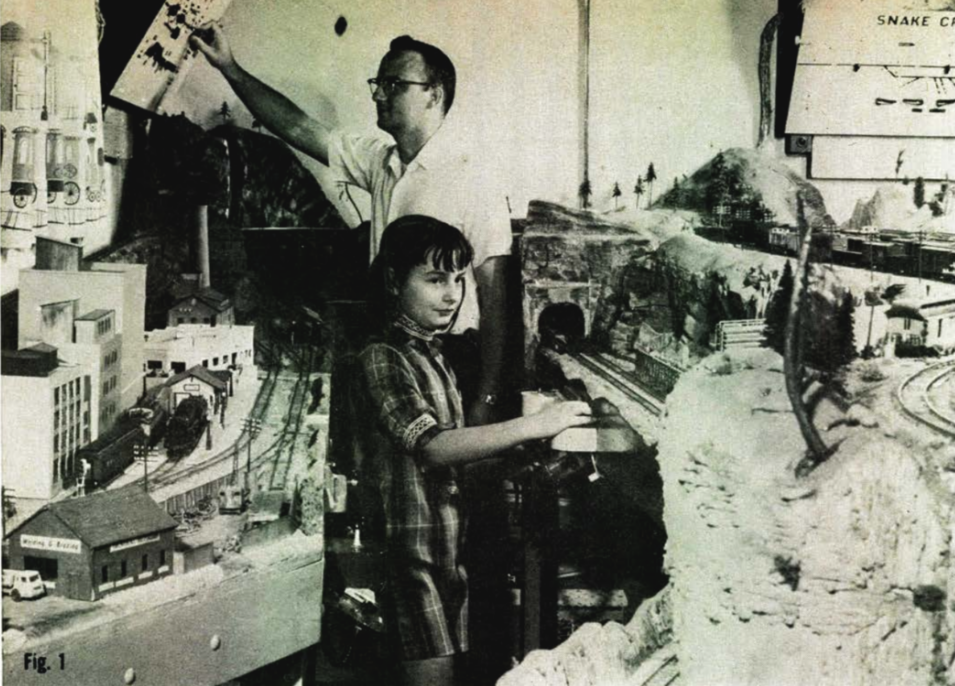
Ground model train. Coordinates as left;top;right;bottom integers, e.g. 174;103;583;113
713;220;955;282
76;402;167;490
164;396;210;460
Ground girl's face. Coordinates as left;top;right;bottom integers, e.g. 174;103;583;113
397;258;467;331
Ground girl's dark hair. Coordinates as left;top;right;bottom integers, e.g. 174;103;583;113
367;215;474;327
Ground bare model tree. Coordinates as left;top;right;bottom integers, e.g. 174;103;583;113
787;192;832;476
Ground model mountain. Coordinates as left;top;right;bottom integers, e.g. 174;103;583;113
657;148;835;231
842;184;955;234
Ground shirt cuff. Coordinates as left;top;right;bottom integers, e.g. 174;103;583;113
326;129;346;175
403;413;439;452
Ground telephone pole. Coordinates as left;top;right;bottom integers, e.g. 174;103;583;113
242;417;262;489
132;443;156;494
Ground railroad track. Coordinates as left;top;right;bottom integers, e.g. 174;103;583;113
573;352;666;417
264;346;316;491
896;358;955;438
126;314;327;493
133;366;283;490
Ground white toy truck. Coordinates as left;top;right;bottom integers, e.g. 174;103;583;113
2;569;46;601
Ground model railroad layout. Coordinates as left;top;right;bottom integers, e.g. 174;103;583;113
572;351;667;417
129;343;319;496
897;358;955;438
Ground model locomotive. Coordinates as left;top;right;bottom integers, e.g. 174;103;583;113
164;396;210;460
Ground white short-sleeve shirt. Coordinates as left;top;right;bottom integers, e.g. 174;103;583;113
327;121;511;333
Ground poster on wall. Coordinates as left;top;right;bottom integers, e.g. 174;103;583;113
3;0;955;685
787;0;955;179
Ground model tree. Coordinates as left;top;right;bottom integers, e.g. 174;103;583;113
634;176;645;209
914;177;926;208
218;101;232;125
806;290;857;373
2;487;16;520
764;260;794;354
928;179;949;217
612;182;622;209
708;151;730;227
834;293;857;368
750;197;775;225
862;282;905;358
579;179;593;209
646;163;658;208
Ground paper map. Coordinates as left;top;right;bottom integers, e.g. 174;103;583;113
110;0;233;113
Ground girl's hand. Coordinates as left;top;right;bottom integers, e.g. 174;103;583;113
526;401;592;440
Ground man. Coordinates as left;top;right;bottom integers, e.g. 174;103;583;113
191;25;510;425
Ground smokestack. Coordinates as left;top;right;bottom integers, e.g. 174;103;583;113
196;204;210;289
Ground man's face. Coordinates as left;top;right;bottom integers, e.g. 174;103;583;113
373;51;436;135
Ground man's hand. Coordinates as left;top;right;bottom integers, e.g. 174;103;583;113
190;21;238;79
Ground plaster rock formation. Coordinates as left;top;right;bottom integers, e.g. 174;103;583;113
497;589;673;686
660;348;954;686
842;184;955;235
521;201;658;367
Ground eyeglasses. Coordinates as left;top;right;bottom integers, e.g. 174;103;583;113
367;78;432;97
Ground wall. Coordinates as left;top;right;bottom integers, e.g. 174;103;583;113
35;237;83;271
89;262;147;411
168;0;815;221
90;531;174;599
7;509;94;600
0;363;91;501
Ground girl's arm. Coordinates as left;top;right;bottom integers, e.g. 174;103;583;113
421;401;592;467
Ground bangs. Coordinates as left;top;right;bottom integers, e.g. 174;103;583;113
377;214;475;280
425;241;472;273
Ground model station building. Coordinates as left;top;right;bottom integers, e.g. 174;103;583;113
5;487;178;601
161;364;229;415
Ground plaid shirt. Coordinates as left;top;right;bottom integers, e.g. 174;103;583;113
357;316;468;659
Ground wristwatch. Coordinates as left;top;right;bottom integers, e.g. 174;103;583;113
480;393;499;406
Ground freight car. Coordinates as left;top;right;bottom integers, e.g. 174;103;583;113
77;424;143;490
76;403;168;490
164;396;209;460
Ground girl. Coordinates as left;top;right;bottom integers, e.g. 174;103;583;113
356;214;591;686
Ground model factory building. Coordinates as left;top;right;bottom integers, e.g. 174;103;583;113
5;487;178;601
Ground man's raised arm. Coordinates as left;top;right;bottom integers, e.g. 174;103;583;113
191;22;331;165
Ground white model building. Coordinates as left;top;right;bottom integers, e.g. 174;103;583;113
18;262;146;419
885;297;955;355
1;343;94;503
144;323;254;379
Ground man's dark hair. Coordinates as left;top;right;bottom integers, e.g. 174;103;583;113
368;214;473;325
389;35;456;114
